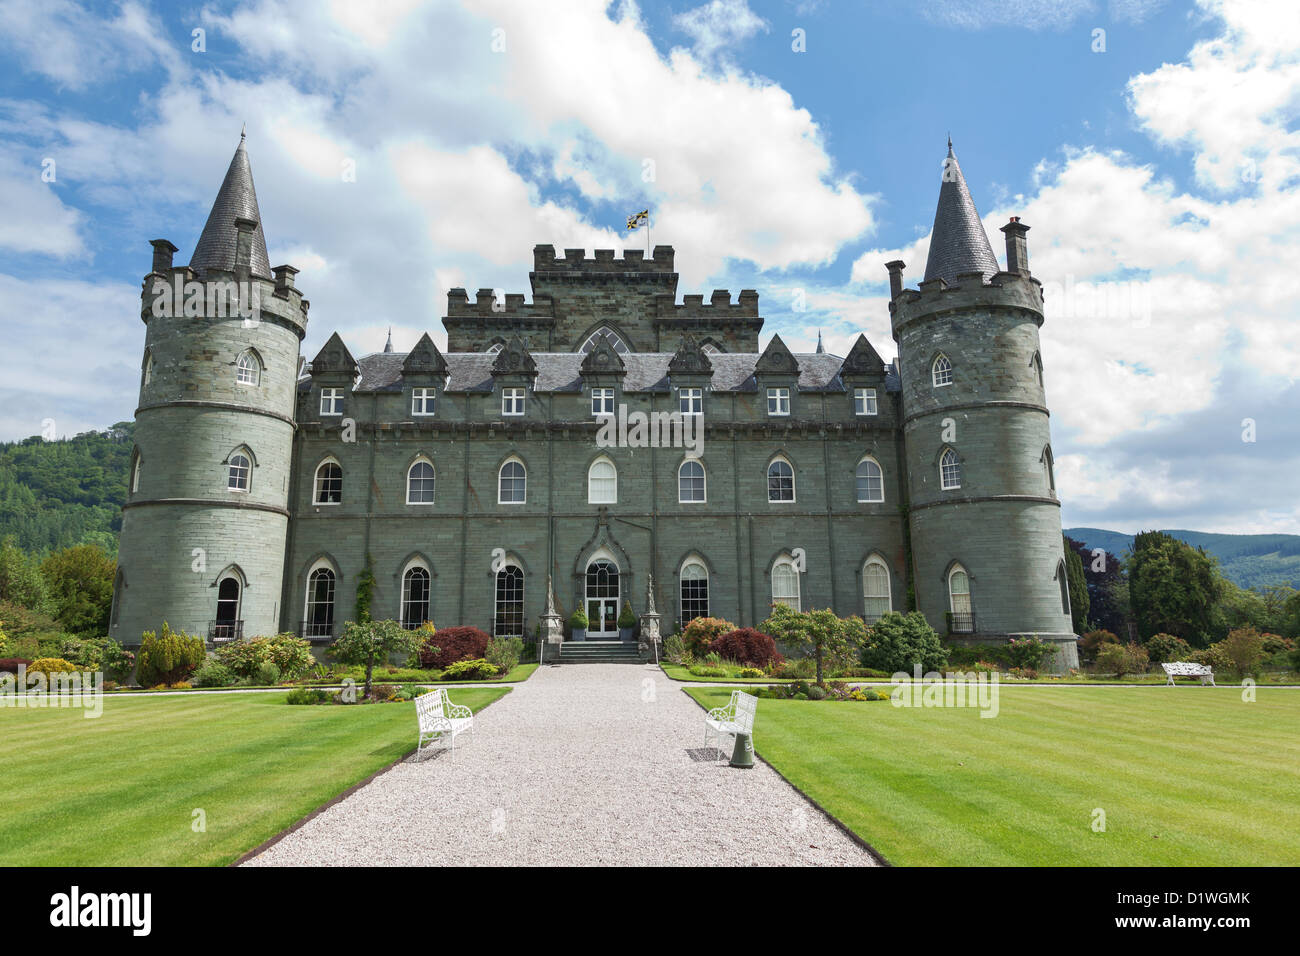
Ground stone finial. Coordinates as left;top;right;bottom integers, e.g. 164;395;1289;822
545;574;557;615
645;573;657;615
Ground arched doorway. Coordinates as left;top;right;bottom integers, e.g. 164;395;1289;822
215;577;241;642
585;560;620;638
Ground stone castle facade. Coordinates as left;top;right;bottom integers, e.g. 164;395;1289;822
109;135;1080;669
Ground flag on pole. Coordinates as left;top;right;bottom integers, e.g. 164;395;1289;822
626;209;649;231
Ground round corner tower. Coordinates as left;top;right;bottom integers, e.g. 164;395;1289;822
891;141;1078;670
109;134;308;648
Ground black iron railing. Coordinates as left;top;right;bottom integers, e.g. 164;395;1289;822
948;612;976;634
208;620;243;643
300;620;335;640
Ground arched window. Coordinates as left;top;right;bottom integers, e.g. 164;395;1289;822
141;350;153;389
1057;561;1071;616
498;459;526;504
407;460;435;504
227;452;251;492
701;343;722;355
767;457;795;502
1043;445;1056;497
130;450;142;494
494;564;524;637
948;564;973;633
855;457;884;503
772;558;800;611
235;350;261;386
579;326;629;355
940;448;961;490
678;459;706;503
314;461;342;504
932;353;953;387
863;558;891;623
214;577;241;641
486;342;504;355
401;565;431;629
588;458;617;504
1032;351;1044;389
680;561;709;624
585;559;621;636
304;565;336;638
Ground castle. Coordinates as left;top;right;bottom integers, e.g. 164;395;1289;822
109;134;1080;670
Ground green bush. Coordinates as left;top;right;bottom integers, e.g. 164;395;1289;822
860;612;948;674
618;603;636;629
484;636;523;675
215;633;315;680
192;660;236;687
136;623;205;686
440;658;499;680
1145;633;1192;664
688;665;728;678
664;633;686;664
1095;642;1149;678
1219;627;1266;678
254;661;282;685
568;608;589;630
1006;636;1052;671
1079;629;1119;664
681;616;735;657
27;657;77;676
1190;642;1232;674
736;667;764;678
286;687;332;705
807;684;827;700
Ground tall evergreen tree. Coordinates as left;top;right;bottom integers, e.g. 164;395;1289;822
1062;534;1089;634
1127;530;1222;646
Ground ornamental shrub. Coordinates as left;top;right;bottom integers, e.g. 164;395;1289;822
1006;636;1052;671
254;661;282;685
1220;627;1266;678
484;636;523;674
736;667;765;679
27;657;77;676
568;607;589;630
440;658;499;680
664;633;686;664
0;657;33;674
1095;642;1149;678
710;628;780;667
215;633;314;681
286;687;332;705
681;616;735;657
1079;629;1119;664
192;660;236;687
420;626;490;669
136;623;205;686
618;603;636;629
1145;633;1192;664
806;684;827;700
860;612;947;675
688;665;727;678
1190;642;1232;674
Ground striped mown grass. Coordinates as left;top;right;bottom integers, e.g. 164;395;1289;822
687;685;1300;866
0;688;509;866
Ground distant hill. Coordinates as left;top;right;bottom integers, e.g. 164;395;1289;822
1065;527;1300;591
0;424;134;556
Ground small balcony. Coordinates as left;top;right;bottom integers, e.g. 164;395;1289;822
300;620;335;641
947;612;976;635
208;620;243;644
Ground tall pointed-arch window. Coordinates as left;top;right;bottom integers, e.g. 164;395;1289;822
407;459;435;504
235;350;261;386
767;457;795;502
314;460;342;504
1057;561;1071;616
499;458;526;504
494;564;524;637
588;458;617;504
680;561;709;624
141;350;153;390
214;576;241;641
401;564;431;629
772;557;801;611
304;564;336;638
948;564;973;633
227;451;251;492
678;459;706;503
855;456;884;503
932;353;953;387
863;558;891;623
1043;445;1056;498
130;450;142;494
1032;351;1044;389
940;448;962;490
579;327;629;354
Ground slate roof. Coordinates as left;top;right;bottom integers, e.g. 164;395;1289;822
922;140;1000;285
189;135;272;279
301;351;901;394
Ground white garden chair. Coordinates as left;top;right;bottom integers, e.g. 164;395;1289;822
704;690;757;757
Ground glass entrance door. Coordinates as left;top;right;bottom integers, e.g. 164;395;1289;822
585;560;620;638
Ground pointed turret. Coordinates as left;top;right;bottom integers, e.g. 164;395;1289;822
384;328;394;353
190;133;272;278
816;329;825;354
922;139;999;285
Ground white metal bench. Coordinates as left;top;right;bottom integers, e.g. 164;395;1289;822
1162;661;1215;686
704;690;757;756
415;688;475;757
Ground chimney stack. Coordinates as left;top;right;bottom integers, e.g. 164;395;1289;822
273;264;298;293
885;260;905;299
1000;217;1030;276
150;239;179;275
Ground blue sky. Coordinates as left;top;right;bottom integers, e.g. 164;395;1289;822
1;0;1298;534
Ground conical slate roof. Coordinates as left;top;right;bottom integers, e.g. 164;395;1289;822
190;133;272;278
922;140;999;285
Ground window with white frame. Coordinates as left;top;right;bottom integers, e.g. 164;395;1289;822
236;350;260;386
588;458;617;504
855;457;884;503
407;460;435;504
679;387;702;416
678;459;705;503
948;565;973;632
401;565;431;629
579;327;629;355
411;387;435;416
502;387;525;416
854;387;877;416
494;564;524;637
771;559;800;611
680;561;709;624
767;458;795;502
314;461;342;504
227;452;251;492
932;354;953;387
320;387;344;416
498;459;526;504
1032;351;1044;389
940;448;962;490
303;564;336;638
767;387;790;416
591;388;615;416
863;558;891;623
701;343;721;355
486;342;504;355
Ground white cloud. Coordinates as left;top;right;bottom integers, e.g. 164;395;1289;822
0;154;84;257
672;0;769;61
913;0;1098;31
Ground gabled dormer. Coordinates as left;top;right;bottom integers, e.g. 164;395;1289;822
755;333;799;417
838;334;887;383
668;333;713;417
310;332;358;382
489;334;538;383
580;334;626;383
403;332;448;379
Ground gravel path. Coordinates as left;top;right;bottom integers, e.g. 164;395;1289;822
243;663;876;866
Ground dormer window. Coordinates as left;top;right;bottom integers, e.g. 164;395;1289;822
854;387;877;415
320;387;344;416
502;387;525;416
767;387;790;416
412;387;436;416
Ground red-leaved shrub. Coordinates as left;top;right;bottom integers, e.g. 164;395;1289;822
0;657;33;674
709;628;781;667
420;626;490;669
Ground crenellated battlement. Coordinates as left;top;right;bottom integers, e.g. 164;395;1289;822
532;243;675;274
140;260;309;337
655;288;761;319
445;288;554;318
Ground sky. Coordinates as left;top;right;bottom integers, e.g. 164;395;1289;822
0;0;1297;535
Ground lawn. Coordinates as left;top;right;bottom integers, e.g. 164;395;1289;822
0;687;509;866
686;685;1300;866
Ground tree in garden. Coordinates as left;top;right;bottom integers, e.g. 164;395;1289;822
0;536;49;612
41;544;116;637
1127;530;1222;646
331;619;421;698
1219;627;1266;678
860;611;948;675
1062;534;1089;634
761;604;863;684
1065;536;1129;635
